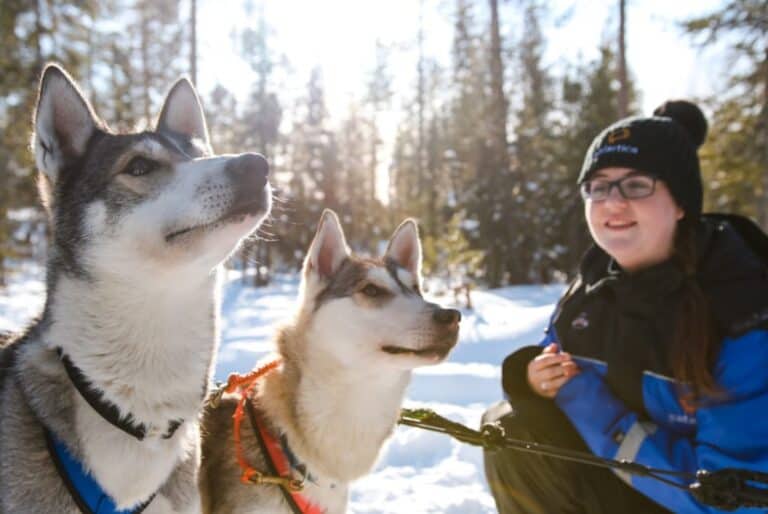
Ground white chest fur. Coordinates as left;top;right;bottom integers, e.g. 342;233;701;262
48;273;219;509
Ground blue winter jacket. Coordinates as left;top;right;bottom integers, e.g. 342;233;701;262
502;217;768;513
550;327;768;513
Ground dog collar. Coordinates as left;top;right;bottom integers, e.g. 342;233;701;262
247;401;324;514
57;348;183;441
280;432;318;486
218;360;323;514
44;428;154;514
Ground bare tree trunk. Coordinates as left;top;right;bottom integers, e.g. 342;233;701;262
369;126;378;202
760;43;768;228
190;0;197;86
617;0;629;117
416;0;426;210
489;0;508;167
140;4;151;123
86;12;95;98
488;0;509;286
33;0;44;77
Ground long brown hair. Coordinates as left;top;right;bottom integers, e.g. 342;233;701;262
670;219;721;401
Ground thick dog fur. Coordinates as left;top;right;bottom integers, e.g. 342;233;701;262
0;64;271;513
200;210;461;513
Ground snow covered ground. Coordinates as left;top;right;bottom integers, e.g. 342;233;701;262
0;262;564;513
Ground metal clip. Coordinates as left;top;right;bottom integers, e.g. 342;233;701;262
209;385;227;408
285;478;305;492
247;473;304;492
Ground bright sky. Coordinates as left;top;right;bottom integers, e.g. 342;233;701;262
195;0;727;199
197;0;726;114
550;0;726;113
196;0;452;116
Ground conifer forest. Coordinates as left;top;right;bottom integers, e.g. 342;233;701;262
1;0;766;288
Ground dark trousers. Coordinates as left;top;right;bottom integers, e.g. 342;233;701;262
482;399;671;514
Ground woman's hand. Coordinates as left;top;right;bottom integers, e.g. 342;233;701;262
527;343;580;398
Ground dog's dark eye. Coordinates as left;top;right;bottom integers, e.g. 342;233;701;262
361;284;386;297
123;157;159;177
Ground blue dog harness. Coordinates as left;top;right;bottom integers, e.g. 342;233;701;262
44;429;154;514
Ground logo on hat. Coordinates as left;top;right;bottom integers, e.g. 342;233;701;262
607;127;631;144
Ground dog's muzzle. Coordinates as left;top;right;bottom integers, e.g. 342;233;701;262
381;307;461;359
226;153;270;217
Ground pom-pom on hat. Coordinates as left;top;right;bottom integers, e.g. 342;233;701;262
578;100;708;219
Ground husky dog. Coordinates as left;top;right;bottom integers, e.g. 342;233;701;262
200;210;461;513
0;64;271;513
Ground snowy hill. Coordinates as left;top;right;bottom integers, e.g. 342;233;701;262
0;263;564;513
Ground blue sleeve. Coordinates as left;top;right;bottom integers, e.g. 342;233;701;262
555;330;768;513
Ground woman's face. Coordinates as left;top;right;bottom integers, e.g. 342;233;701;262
583;167;684;272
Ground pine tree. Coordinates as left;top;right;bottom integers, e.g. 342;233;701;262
482;0;513;286
684;0;768;226
445;0;495;283
206;85;239;154
276;68;338;269
0;0;104;283
364;40;394;208
131;0;185;127
358;40;394;244
335;102;384;252
551;45;638;276
236;7;283;285
389;25;451;243
511;1;559;283
617;0;629;117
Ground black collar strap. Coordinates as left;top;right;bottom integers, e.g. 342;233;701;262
279;433;317;486
57;348;183;441
245;400;304;514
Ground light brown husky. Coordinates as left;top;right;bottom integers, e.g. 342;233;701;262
200;209;461;513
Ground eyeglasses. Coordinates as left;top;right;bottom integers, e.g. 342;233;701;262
580;174;657;201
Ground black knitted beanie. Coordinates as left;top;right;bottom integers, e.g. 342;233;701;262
578;100;708;218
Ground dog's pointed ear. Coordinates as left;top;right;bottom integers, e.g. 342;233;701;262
33;64;100;186
305;209;350;280
156;78;211;150
385;219;422;277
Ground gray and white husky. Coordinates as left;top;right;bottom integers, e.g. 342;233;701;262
0;64;271;513
200;210;461;513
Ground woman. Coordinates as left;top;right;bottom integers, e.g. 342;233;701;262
483;100;768;514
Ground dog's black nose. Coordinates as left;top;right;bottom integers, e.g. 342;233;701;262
226;153;269;191
433;308;461;325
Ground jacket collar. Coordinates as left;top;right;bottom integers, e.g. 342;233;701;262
580;244;685;299
578;216;768;337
